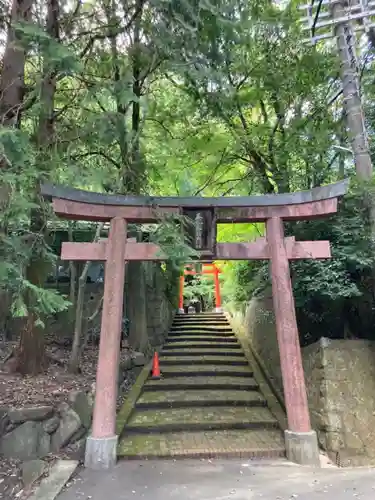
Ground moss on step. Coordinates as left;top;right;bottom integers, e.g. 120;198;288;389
162;347;243;354
164;343;240;350
159;355;247;364
167;336;237;342
128;406;276;427
116;361;151;433
160;364;251;373
145;375;256;387
171;326;232;331
118;429;285;457
137;389;265;405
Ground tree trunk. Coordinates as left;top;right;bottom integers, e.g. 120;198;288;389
127;0;143;193
69;223;103;373
0;0;33;127
17;0;60;375
0;0;33;214
17;252;51;375
80;294;103;353
68;224;77;305
69;270;88;374
17;310;45;375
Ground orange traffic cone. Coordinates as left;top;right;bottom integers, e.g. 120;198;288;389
152;352;161;379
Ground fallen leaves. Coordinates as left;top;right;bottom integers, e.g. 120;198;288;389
0;336;135;500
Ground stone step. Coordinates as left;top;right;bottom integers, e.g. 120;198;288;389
160;364;252;374
143;376;259;392
160;350;245;357
169;328;234;337
168;330;236;337
167;336;238;343
171;323;232;332
125;407;279;434
174;315;228;319
160;370;253;379
176;312;225;315
172;322;230;328
128;405;275;425
173;319;229;324
136;389;266;408
118;429;286;459
159;356;248;366
174;314;226;319
163;343;242;350
169;331;234;337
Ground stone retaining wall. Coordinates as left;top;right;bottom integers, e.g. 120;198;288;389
228;295;375;466
0;391;93;461
126;261;175;353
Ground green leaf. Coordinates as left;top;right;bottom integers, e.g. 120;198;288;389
11;297;28;318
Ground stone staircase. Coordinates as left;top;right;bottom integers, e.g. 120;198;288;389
118;312;286;459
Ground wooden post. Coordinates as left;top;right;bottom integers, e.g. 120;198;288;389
178;275;185;314
213;266;222;312
85;217;127;469
266;217;311;432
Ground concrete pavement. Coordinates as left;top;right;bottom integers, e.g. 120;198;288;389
58;459;375;500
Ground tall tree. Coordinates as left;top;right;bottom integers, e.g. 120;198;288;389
0;0;33;212
17;0;61;375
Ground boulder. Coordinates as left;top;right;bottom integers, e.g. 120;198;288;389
8;406;54;424
68;391;92;429
43;416;60;434
66;438;86;461
68;426;87;444
132;351;145;367
22;459;46;487
39;430;51;457
0;407;9;438
120;357;132;371
51;403;81;451
0;421;50;460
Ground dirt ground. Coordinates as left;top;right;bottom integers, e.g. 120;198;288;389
0;337;135;500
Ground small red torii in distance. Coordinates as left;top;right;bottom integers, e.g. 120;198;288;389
178;263;222;313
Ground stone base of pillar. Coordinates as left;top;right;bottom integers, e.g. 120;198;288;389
215;307;223;313
178;308;185;314
84;435;118;470
285;430;320;467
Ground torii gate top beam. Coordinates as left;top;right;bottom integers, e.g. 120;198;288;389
41;180;349;223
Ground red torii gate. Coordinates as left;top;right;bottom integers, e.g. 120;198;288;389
41;179;349;470
178;263;222;313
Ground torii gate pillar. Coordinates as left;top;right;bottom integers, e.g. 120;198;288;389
85;217;127;469
213;266;222;313
266;217;320;466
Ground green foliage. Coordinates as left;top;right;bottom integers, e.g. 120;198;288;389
183;274;215;308
1;0;374;350
225;182;375;344
0;229;70;325
146;214;199;271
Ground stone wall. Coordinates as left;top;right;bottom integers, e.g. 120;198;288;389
229;295;375;466
126;261;175;353
0;391;92;462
